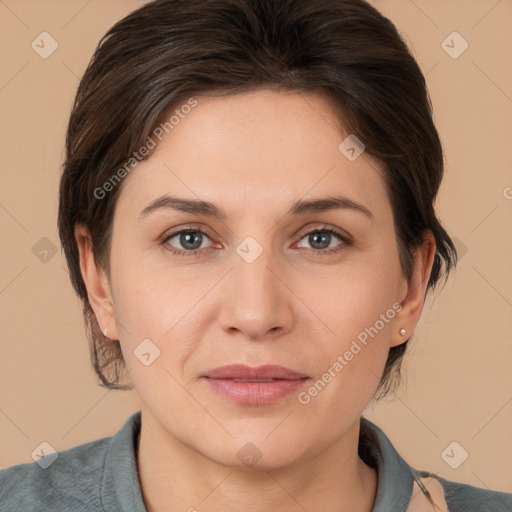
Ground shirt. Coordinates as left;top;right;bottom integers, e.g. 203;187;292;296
1;410;510;511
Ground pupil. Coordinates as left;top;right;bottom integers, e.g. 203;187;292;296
310;232;330;249
180;231;202;250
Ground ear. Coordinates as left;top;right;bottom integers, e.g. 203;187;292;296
74;223;120;340
390;230;436;348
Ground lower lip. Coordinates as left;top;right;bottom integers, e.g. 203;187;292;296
202;377;310;405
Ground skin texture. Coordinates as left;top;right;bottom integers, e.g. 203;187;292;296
75;89;436;512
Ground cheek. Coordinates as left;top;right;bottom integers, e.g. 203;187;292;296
109;238;202;334
306;248;400;340
108;248;217;388
299;252;400;401
297;298;394;430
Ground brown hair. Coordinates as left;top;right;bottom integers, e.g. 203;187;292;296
58;0;458;396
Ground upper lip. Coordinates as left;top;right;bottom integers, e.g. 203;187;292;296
201;364;309;380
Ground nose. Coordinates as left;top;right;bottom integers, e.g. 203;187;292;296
217;244;295;342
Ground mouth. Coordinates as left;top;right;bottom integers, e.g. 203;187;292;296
230;378;282;382
200;364;309;380
200;364;310;405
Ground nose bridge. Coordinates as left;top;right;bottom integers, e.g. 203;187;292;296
218;236;294;339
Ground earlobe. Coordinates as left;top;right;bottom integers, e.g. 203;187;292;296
390;231;436;348
74;224;119;340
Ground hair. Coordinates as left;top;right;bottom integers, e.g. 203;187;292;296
58;0;458;397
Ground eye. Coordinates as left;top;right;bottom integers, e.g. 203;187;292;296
295;227;350;254
162;228;214;255
161;225;351;257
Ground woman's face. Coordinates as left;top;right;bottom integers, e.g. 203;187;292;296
83;89;432;468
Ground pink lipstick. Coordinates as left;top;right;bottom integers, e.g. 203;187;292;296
201;364;310;405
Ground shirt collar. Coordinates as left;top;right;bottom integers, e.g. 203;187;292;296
100;411;416;511
360;416;416;511
101;410;147;511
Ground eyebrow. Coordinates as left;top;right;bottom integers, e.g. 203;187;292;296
139;194;374;222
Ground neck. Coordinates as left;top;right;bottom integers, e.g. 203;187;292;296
136;408;377;512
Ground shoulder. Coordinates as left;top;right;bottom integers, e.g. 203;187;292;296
0;436;110;512
421;471;512;512
359;417;512;512
0;411;144;512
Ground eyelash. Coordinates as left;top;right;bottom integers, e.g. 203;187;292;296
161;225;352;257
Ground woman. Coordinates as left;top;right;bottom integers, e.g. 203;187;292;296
0;0;510;510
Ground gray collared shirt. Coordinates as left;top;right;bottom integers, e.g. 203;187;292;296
1;411;510;511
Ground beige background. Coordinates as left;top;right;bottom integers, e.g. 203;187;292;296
1;0;511;494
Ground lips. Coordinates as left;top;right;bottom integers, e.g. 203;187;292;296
201;364;309;381
201;364;310;405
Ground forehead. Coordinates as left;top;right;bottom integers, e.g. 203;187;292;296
117;89;389;219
